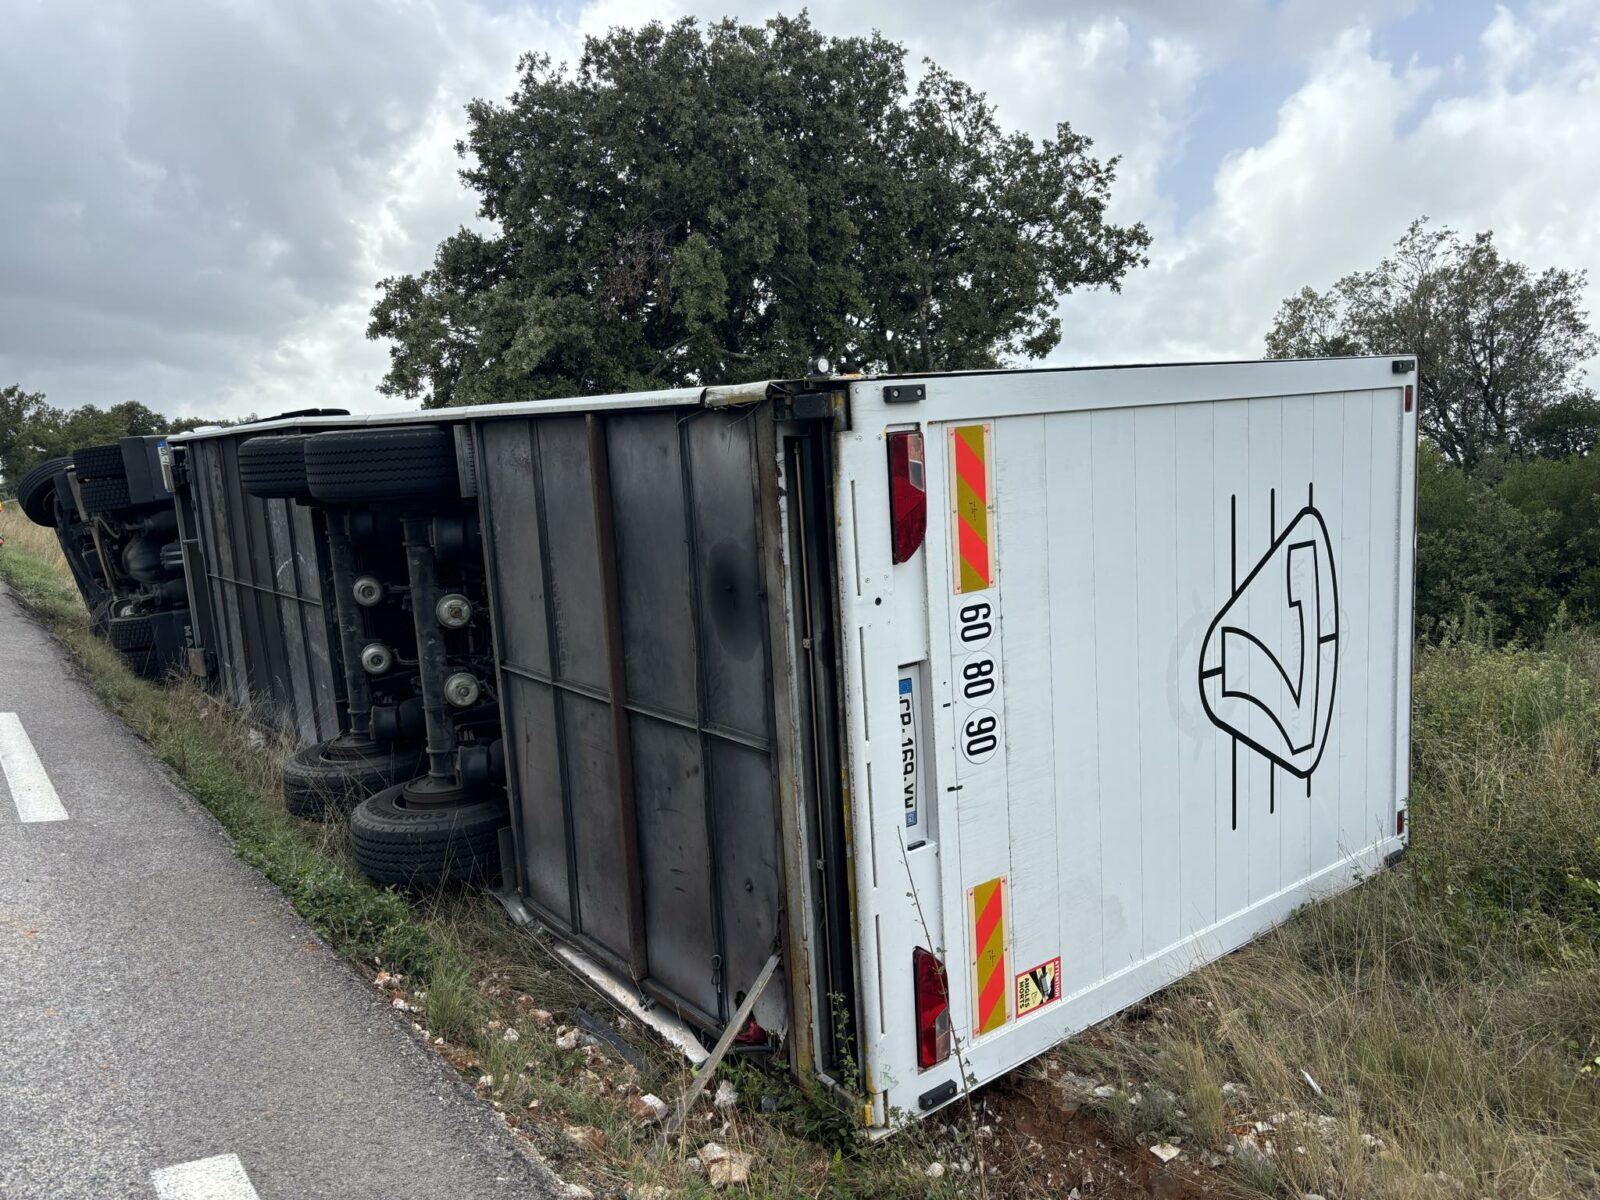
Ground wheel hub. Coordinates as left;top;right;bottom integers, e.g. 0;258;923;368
318;732;388;764
398;774;477;810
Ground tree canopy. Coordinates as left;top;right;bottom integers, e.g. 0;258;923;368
369;14;1150;407
1265;219;1598;468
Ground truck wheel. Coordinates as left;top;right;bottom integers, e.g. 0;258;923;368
16;456;74;527
239;435;314;501
281;738;424;821
108;613;155;651
79;475;134;515
303;427;459;505
73;443;127;480
121;645;163;680
349;781;506;885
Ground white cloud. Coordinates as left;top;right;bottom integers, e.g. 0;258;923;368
1056;2;1600;371
1481;4;1536;84
0;0;571;418
3;0;1598;419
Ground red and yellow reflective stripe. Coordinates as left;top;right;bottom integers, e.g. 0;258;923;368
969;875;1008;1035
951;424;992;593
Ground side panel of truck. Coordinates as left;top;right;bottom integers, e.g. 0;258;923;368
180;434;346;745
471;407;790;1037
834;360;1416;1127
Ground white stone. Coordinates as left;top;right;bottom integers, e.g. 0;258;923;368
699;1142;753;1188
630;1093;669;1124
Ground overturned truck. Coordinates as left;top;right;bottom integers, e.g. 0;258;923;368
122;358;1415;1130
14;437;198;678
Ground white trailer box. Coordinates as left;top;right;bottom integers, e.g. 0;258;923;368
168;356;1417;1134
823;356;1416;1127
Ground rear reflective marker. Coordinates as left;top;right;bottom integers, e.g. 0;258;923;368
968;876;1009;1035
950;424;994;593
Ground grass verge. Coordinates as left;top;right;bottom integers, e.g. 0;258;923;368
1052;632;1600;1199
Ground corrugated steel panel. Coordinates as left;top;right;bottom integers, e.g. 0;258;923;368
475;406;784;1034
182;435;344;745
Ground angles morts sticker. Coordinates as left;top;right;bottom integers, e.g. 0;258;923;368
1015;957;1061;1018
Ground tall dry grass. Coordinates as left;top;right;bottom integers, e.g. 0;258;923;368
1066;633;1600;1199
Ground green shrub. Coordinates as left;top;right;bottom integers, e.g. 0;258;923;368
1411;636;1600;929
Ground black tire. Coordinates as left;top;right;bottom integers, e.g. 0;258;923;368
350;782;506;885
239;435;313;501
282;739;425;821
108;613;155;651
121;645;163;680
304;427;459;505
73;443;127;480
79;475;133;515
16;456;73;527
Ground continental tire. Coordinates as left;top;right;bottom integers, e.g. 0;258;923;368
239;435;313;501
107;613;155;651
73;443;126;480
350;784;505;886
16;456;73;527
303;427;459;505
79;475;133;515
281;740;424;821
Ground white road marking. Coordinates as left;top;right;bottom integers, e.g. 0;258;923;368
0;712;67;823
150;1153;261;1200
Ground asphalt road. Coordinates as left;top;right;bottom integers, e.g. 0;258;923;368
0;584;561;1200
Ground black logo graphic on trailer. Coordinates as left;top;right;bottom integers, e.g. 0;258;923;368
1198;489;1339;829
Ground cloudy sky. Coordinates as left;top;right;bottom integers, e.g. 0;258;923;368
3;0;1597;419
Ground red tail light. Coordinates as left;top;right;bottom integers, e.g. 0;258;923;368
1404;384;1413;412
913;947;952;1069
888;430;927;564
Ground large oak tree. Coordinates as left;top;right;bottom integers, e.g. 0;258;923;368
369;14;1150;407
1265;219;1598;467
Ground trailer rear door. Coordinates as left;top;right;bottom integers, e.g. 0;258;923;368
833;360;1416;1130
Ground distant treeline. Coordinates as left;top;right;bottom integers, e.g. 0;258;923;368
0;387;217;492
